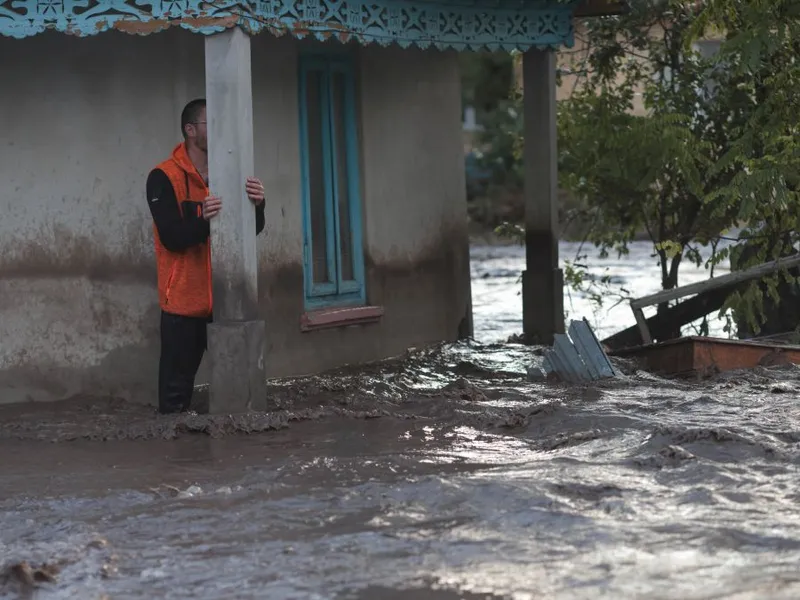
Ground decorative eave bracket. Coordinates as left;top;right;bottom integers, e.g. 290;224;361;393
0;0;579;51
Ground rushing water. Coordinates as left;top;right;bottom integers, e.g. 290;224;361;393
3;241;800;600
471;240;731;343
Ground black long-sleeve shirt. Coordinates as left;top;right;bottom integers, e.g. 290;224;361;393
146;168;265;253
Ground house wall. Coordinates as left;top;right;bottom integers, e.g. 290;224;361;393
260;41;471;376
0;29;470;405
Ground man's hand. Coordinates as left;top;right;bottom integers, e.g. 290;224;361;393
203;195;222;221
246;177;265;205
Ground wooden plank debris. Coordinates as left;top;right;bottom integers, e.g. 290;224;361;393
602;283;737;351
610;335;800;378
624;254;800;347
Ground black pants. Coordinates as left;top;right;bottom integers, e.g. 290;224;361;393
158;311;208;414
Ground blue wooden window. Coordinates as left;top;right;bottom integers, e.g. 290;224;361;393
299;54;365;309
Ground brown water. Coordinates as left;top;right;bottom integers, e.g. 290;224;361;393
3;243;800;599
3;341;800;599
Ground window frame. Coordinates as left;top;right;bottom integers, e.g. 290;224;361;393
298;52;366;310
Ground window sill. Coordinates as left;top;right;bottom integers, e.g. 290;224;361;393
301;305;384;332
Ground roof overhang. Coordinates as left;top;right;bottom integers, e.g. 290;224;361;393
574;0;628;17
0;0;589;51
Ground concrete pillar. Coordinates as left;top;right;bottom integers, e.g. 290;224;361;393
521;49;564;345
204;27;266;413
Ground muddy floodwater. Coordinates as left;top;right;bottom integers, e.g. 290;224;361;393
3;243;800;600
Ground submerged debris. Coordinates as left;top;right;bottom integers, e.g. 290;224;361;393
149;483;242;499
150;483;203;498
7;561;60;586
1;536;118;595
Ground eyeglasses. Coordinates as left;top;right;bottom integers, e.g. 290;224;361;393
190;121;207;125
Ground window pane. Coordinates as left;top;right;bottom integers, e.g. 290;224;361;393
331;71;354;282
305;69;330;285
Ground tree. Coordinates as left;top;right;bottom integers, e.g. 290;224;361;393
459;52;515;120
689;0;800;335
477;0;800;339
459;53;524;222
556;0;793;339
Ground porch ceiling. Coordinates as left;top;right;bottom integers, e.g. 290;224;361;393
0;0;592;51
573;0;626;17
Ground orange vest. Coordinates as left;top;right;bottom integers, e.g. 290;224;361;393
152;142;213;318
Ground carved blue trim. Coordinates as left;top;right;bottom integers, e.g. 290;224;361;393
0;0;577;50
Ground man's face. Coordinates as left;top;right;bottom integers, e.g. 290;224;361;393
186;107;208;152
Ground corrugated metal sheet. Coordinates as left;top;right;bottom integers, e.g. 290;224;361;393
533;318;617;384
569;319;616;379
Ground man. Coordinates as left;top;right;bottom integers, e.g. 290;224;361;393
146;98;266;414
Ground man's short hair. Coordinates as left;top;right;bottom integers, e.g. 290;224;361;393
181;98;207;139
